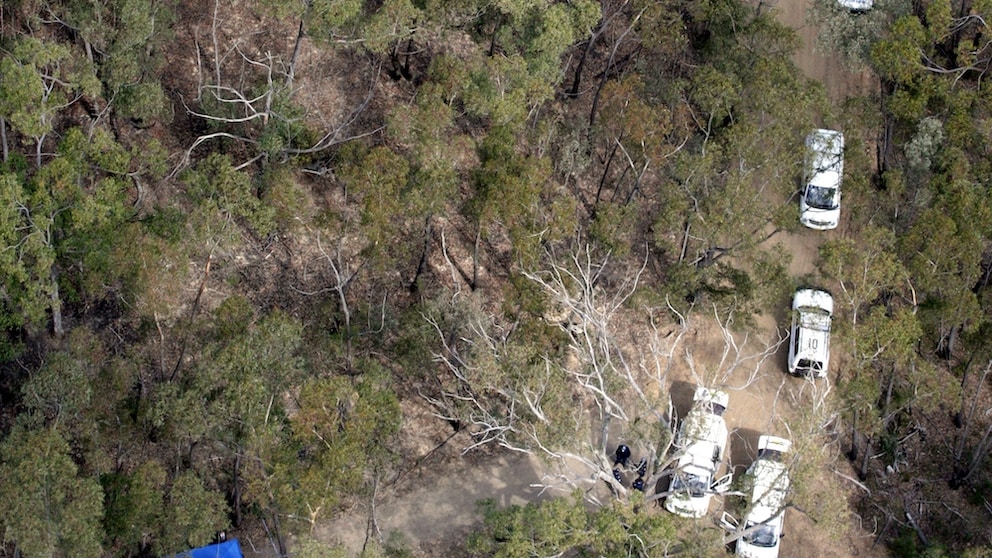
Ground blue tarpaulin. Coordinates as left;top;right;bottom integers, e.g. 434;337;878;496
171;539;244;558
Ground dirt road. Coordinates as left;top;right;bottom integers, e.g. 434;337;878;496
771;0;874;102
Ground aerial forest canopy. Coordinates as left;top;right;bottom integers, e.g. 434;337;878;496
2;0;992;556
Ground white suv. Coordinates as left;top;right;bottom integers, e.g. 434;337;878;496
788;289;833;378
664;387;733;518
838;0;872;11
800;129;844;230
726;436;792;558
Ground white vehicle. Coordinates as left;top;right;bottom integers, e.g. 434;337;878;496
664;387;732;518
723;436;792;558
788;289;833;378
837;0;872;12
800;129;844;230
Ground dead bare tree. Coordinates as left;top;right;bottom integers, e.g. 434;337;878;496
682;305;785;390
423;242;793;512
290;230;373;368
170;0;382;177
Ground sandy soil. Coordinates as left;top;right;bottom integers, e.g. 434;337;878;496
309;3;888;557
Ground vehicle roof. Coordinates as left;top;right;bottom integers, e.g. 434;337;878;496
678;462;716;478
678;409;729;463
758;435;792;454
838;0;873;9
806;130;844;187
806;129;844;155
746;459;790;523
693;386;730;410
793;289;834;315
807;169;841;188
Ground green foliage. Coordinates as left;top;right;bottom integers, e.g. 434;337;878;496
0;425;105;557
0;36;100;141
261;165;311;231
468;492;679;557
689;64;740;122
820;225;907;323
0;171;47;330
639;5;825;314
143;205;187;243
103;7;171;121
463;53;544;126
184;153;277;237
811;0;912;69
386;81;462;216
212;295;255;339
291;536;350;558
101;461;167;557
471;124;551;265
0;126;135;334
257;88;314;158
192;309;306;446
52;0;175;123
469;495;591;557
361;0;423;55
21;332;97;425
155;470;229;555
287;366;401;522
898;177;988;344
306;0;364;39
338;144;411;246
335;141;438;276
635;0;689;55
904;116;944;172
462;0;600;103
589;200;637;257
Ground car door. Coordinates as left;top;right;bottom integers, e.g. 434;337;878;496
711;472;734;493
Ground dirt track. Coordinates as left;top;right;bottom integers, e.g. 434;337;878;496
316;2;887;556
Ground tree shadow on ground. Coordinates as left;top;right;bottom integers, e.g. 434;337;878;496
729;427;764;479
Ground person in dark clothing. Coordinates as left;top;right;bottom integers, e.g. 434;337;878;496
613;467;623;483
636;457;647;477
632;477;645;491
615;444;631;467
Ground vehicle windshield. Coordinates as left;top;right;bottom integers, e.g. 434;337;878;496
756;448;782;461
805;184;839;210
743;522;778;548
795;358;823;375
671;471;710;498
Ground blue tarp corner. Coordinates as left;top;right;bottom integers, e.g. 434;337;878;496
171;539;244;558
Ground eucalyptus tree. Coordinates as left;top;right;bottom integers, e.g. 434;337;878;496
809;0;912;69
0;127;133;338
646;0;825;316
0;36;100;166
0;424;105;557
42;0;174;125
468;492;684;557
